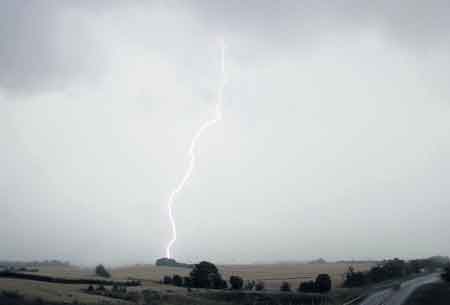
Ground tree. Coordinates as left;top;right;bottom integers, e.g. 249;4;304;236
190;261;223;289
315;274;332;293
255;281;265;291
280;281;291;292
298;280;316;293
210;273;227;289
95;264;110;278
245;280;256;290
343;266;366;287
229;276;244;290
442;265;450;282
172;274;183;286
163;275;172;285
183;276;192;288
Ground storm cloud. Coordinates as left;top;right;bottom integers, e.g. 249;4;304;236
1;1;449;265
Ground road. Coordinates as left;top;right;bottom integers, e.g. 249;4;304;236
359;273;440;305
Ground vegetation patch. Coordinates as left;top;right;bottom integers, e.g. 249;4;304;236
0;270;141;286
404;282;450;305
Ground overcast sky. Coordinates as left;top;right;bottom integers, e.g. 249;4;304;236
1;1;450;266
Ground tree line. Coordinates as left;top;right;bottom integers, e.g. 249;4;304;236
344;257;450;287
163;261;332;293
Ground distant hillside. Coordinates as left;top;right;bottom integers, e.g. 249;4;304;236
0;260;70;269
155;258;193;268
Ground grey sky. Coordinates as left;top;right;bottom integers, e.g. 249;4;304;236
1;1;449;266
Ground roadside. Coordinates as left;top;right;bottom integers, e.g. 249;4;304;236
357;273;440;305
403;281;450;305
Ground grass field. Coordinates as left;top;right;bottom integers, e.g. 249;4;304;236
0;262;373;304
114;262;373;290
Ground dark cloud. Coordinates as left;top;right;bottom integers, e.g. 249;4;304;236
1;1;449;94
188;0;450;47
0;1;102;95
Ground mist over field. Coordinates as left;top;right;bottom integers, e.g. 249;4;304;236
1;0;450;266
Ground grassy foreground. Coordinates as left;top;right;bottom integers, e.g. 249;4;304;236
404;281;450;305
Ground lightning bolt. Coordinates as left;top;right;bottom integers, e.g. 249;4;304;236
165;39;226;259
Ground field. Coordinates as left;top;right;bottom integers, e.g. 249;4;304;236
114;262;373;290
0;262;373;304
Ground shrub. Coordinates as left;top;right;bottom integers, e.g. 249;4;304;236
344;267;366;287
442;265;450;282
315;274;332;293
183;276;192;287
255;281;265;291
245;280;256;290
299;280;316;293
95;264;110;278
230;276;244;290
163;275;172;285
2;290;23;299
209;273;227;289
190;261;224;289
172;274;183;286
280;281;291;292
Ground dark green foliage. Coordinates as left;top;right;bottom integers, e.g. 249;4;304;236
183;276;192;287
280;281;291;292
343;258;435;288
95;264;110;278
343;266;367;287
163;275;172;285
155;258;193;268
172;274;183;286
255;281;265;291
245;280;256;290
442;265;450;282
1;290;22;299
229;275;244;290
403;282;450;305
315;274;332;293
96;285;105;291
190;261;224;289
111;284;126;293
299;280;316;292
0;270;140;286
87;285;94;292
209;273;227;289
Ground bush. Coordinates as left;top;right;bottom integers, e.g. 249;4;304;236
208;273;227;289
299;280;316;293
230;276;244;290
280;281;291;292
183;276;192;287
172;274;183;286
255;281;265;291
245;280;256;290
315;274;332;293
442;265;450;282
163;275;172;285
95;264;110;278
1;290;23;299
344;266;366;287
190;261;224;289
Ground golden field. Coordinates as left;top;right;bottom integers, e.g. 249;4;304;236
113;262;373;290
0;262;373;304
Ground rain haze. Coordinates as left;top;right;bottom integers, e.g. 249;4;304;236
1;1;450;267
